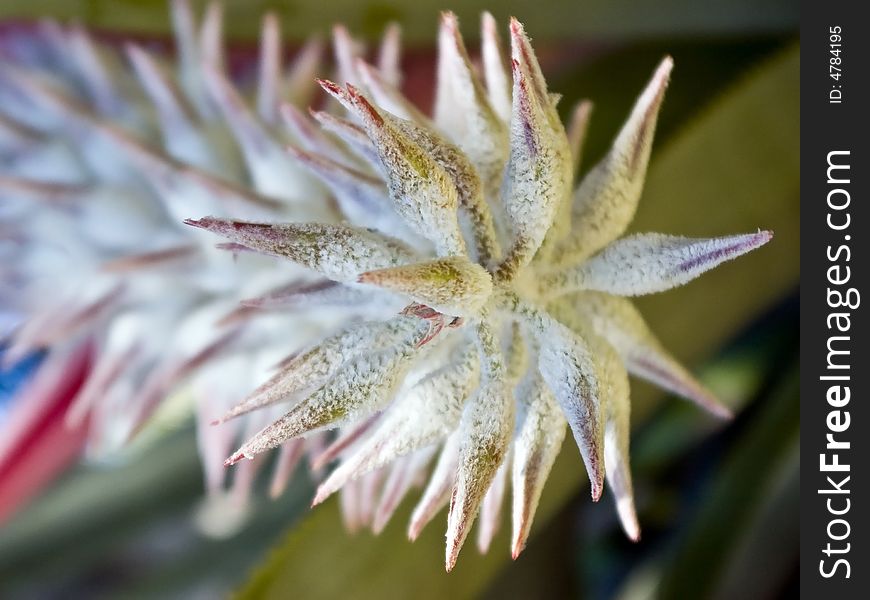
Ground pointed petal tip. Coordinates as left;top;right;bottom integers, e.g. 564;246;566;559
445;551;458;573
371;511;392;535
476;537;491;555
645;55;674;107
331;23;350;40
407;523;420;541
316;78;342;97
710;402;734;420
507;17;538;72
511;542;524;561
183;217;208;229
611;57;674;172
729;229;775;256
510;507;530;559
184;217;245;239
590;477;604;502
681;230;773;276
658;55;674;77
262;11;278;28
440;10;459;30
617;496;642;541
124;41;144;61
211;407;241;426
631;58;672;117
224;450;247;467
311;487;330;507
575;99;594;119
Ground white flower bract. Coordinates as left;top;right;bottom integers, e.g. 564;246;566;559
0;0;772;570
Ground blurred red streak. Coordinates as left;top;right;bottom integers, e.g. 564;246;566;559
0;340;94;525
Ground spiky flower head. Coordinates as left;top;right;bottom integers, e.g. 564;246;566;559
0;1;770;568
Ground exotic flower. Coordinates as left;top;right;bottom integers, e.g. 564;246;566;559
0;1;771;569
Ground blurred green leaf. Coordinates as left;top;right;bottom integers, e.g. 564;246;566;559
634;306;797;473
0;429;201;576
0;0;797;43
710;443;799;600
553;38;789;166
655;365;799;599
0;427;313;597
238;44;799;599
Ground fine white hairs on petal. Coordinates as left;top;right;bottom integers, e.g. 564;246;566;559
542;231;773;298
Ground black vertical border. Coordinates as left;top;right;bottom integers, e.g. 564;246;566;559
801;1;869;596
